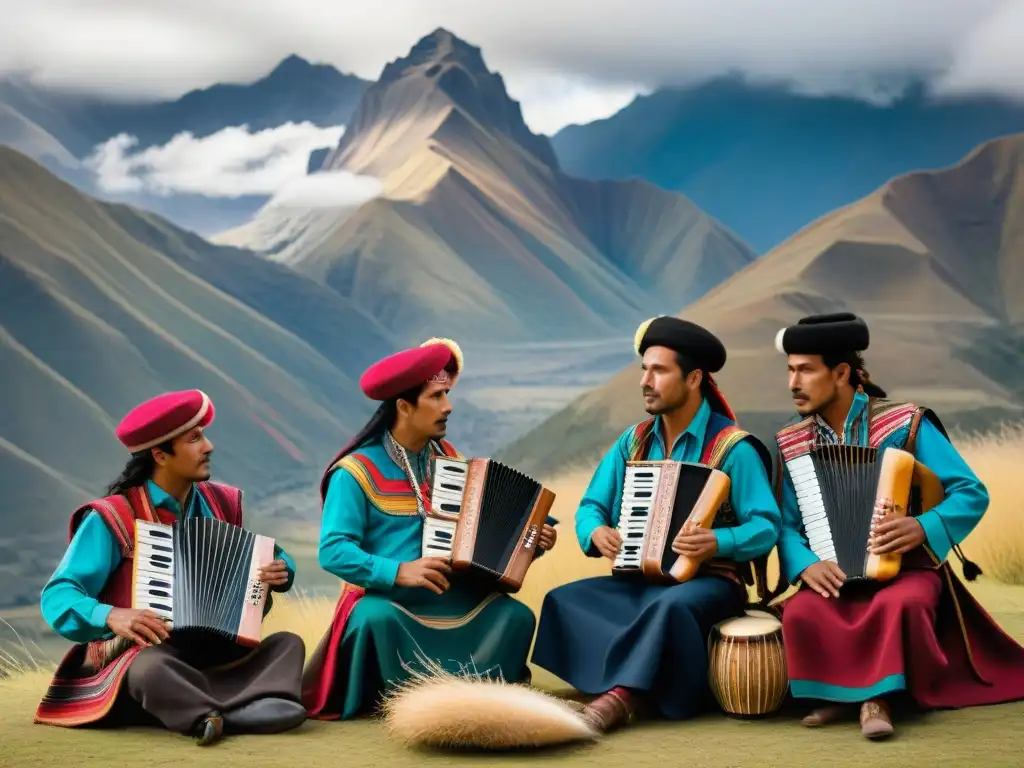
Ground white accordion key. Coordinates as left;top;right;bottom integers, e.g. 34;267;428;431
787;455;837;563
431;458;468;516
422;516;457;558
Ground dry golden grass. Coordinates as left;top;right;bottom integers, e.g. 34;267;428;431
952;423;1024;584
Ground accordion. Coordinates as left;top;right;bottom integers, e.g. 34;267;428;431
422;457;555;592
787;444;945;583
612;460;731;583
132;517;276;647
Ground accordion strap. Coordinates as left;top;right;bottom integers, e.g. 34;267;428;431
627;418;657;462
195;481;243;526
700;425;751;470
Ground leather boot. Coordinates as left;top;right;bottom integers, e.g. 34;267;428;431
222;697;308;735
801;704;848;727
859;698;894;740
194;711;224;746
580;687;637;733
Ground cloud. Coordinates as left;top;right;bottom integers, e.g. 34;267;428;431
3;1;1023;136
266;170;384;209
931;0;1024;99
500;72;651;135
84;122;347;198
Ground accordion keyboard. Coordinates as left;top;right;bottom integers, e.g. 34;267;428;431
787;454;838;562
422;517;457;557
423;458;468;558
613;464;661;570
134;520;176;622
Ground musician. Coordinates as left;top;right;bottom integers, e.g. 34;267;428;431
34;390;308;746
530;316;782;732
774;312;1024;739
302;338;558;721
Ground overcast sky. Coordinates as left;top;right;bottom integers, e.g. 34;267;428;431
3;0;1022;136
7;0;1021;204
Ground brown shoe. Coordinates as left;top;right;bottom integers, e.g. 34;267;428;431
801;704;848;727
580;687;636;733
195;711;224;746
859;699;894;740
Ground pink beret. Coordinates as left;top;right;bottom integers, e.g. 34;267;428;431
359;345;454;401
115;389;215;453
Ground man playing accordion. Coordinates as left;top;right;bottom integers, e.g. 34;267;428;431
302;338;557;721
530;316;782;732
34;390;308;746
774;312;1024;739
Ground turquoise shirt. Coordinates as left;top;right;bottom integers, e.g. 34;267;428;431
574;398;781;562
319;433;557;597
776;392;990;584
39;479;296;645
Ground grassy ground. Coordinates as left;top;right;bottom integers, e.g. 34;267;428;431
4;426;1024;766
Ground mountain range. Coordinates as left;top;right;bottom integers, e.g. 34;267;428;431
215;29;756;344
0;56;369;234
553;78;1024;253
0;144;399;607
0;29;755;608
499;133;1024;477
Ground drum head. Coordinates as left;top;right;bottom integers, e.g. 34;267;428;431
715;610;781;638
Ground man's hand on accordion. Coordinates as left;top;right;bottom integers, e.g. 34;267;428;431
868;497;926;555
671;521;718;558
258;559;290;587
539;524;557;552
106;607;171;647
591;526;623;560
800;561;846;599
396;557;452;595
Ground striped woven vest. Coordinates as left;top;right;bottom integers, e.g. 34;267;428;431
320;438;461;512
34;481;242;728
772;398;945;503
627;412;772;588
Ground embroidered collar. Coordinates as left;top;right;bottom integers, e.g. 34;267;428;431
383;431;442;520
813;391;870;446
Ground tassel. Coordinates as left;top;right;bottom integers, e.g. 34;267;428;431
955;545;983;581
961;558;983;582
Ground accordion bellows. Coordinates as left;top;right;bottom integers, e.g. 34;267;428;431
132;517;275;646
424;457;555;592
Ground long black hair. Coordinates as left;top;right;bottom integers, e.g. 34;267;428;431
334;382;428;462
105;440;174;496
822;350;887;399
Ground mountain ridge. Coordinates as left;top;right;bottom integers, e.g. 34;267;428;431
0;145;398;607
221;29;757;345
552;76;1024;253
497;133;1024;478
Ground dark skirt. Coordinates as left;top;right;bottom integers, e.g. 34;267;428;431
782;560;1024;709
530;574;745;719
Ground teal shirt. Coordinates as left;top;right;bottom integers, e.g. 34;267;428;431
776;392;990;584
319;438;419;593
574;398;781;563
319;434;557;595
39;480;296;645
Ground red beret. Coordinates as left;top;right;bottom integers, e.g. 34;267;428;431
115;389;215;453
359;345;454;401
